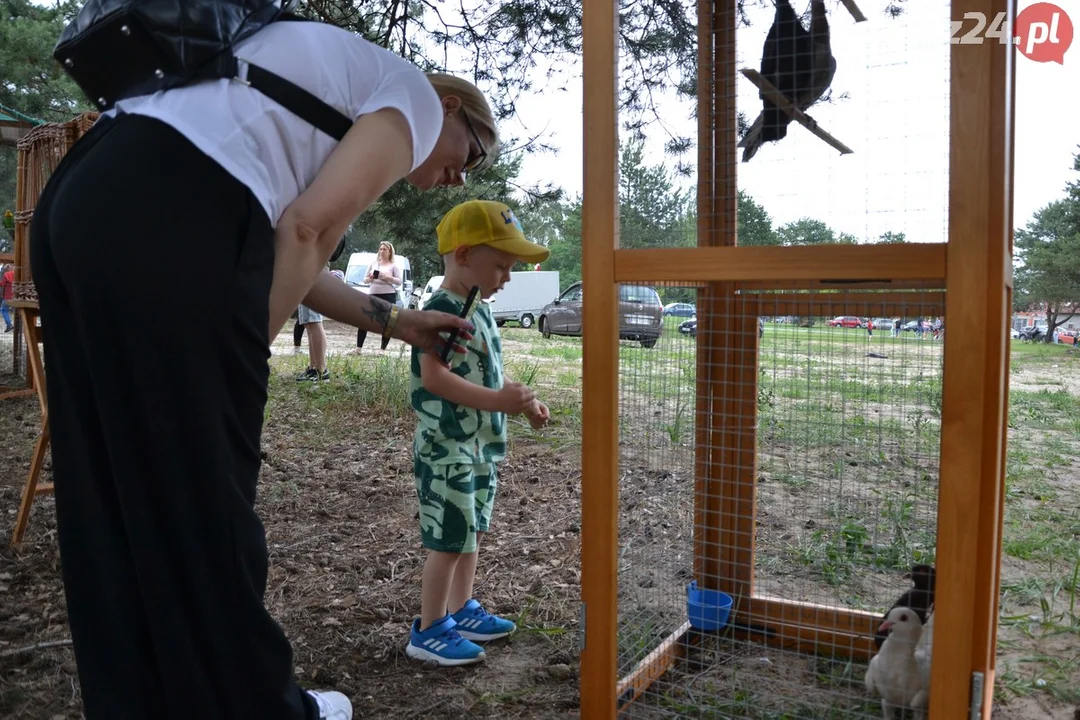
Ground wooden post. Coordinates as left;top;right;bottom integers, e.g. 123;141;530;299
932;0;1014;716
694;0;756;607
579;0;620;713
694;0;720;593
9;307;52;546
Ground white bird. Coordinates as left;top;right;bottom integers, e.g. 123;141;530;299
914;609;934;698
865;606;930;719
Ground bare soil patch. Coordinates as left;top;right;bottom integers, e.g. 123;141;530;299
1;333;584;719
2;326;1077;719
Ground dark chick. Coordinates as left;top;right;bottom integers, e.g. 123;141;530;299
739;0;836;163
874;564;936;649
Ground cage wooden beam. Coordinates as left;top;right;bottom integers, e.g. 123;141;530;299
736;278;947;291
743;290;947;317
613;243;946;283
931;0;1015;716
692;0;750;609
578;0;620;711
615;621;691;709
615;595;892;711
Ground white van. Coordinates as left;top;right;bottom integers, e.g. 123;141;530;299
415;271;560;329
486;271;560;328
416;275;444;310
344;251;413;306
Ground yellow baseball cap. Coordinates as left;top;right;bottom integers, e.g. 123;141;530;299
436;200;550;264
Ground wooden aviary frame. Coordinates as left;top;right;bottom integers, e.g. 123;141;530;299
578;0;1015;717
8;111;99;546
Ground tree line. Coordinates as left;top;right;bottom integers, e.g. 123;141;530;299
1013;149;1080;338
2;0;1075;334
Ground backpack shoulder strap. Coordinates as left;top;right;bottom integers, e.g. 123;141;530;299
236;13;352;141
231;57;352;141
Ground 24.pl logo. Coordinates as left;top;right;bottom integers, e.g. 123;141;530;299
951;2;1074;64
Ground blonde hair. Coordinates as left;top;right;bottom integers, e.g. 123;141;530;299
426;73;499;156
379;241;395;262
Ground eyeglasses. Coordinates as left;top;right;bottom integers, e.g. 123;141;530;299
460;110;487;174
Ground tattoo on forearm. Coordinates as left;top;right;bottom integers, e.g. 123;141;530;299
363;296;393;331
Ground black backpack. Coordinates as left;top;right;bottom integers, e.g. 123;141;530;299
53;0;352;141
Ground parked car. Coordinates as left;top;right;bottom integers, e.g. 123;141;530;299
414;275;443;310
538;282;664;348
662;302;696;318
1019;325;1045;343
827;316;863;328
678;316;763;339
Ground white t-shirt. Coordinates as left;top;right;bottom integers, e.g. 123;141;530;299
107;21;444;226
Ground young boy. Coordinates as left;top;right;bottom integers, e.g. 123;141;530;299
407;199;551;666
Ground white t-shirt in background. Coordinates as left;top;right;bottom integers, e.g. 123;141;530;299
108;21;444;226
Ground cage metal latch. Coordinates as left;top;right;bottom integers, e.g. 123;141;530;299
578;602;586;652
969;670;985;720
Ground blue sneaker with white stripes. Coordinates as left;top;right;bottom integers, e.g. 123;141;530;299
450;599;517;642
405;614;485;666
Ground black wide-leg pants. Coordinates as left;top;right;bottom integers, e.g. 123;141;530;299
30;114;316;720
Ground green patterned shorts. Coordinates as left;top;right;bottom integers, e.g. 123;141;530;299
414;459;498;554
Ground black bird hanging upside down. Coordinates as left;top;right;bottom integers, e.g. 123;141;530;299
739;0;836;163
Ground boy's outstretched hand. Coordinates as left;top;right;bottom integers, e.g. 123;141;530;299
525;400;550;430
496;381;537;415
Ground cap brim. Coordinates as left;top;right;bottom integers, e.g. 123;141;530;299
490;237;551;264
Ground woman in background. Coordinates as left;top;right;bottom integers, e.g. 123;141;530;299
354;241;402;352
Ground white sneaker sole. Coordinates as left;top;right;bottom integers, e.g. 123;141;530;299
406;642;486;666
456;628;514;642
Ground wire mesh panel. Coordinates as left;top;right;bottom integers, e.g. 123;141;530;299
730;1;951;247
616;282;699;700
580;0;1012;711
615;285;945;718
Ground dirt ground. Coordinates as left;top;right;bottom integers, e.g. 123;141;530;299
1;323;1078;719
0;321;581;719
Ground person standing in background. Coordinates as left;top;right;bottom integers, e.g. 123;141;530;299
297;269;346;379
353;241;402;353
0;264;14;332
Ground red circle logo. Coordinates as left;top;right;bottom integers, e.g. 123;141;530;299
1015;2;1073;64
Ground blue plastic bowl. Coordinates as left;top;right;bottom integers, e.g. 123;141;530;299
686;580;733;631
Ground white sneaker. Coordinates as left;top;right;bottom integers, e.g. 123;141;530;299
308;689;352;720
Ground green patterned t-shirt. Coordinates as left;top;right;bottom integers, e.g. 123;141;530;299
410;288;507;465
